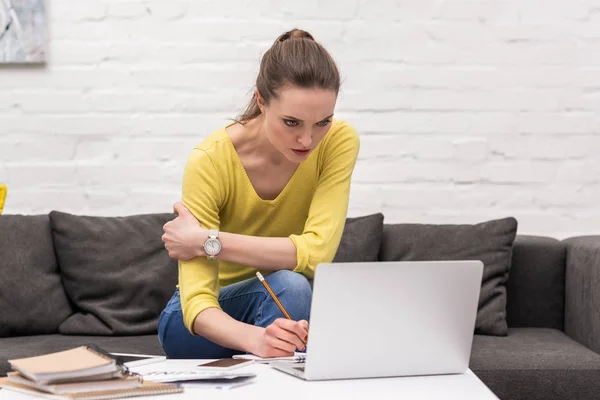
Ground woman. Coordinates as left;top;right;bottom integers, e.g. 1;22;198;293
159;28;360;359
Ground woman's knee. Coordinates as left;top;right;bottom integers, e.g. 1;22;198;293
266;270;312;319
158;311;182;358
269;270;311;296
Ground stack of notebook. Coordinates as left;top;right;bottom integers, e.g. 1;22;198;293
0;345;182;399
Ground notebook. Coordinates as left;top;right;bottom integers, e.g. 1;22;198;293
8;345;126;384
232;352;306;363
0;377;183;400
7;372;141;395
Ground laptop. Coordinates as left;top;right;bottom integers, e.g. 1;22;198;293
271;260;483;381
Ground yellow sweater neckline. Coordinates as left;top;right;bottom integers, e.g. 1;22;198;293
220;126;304;205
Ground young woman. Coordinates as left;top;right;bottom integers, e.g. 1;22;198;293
159;28;360;359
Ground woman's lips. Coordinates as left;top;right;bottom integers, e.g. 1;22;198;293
292;149;310;156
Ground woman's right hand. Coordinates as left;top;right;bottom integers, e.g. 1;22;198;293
252;318;309;358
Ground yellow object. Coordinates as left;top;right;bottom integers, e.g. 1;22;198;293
256;271;292;320
0;184;6;214
179;119;360;333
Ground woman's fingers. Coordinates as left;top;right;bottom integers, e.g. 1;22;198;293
267;323;305;351
277;318;309;342
266;334;296;354
272;319;308;349
298;319;309;341
172;202;183;215
259;319;311;358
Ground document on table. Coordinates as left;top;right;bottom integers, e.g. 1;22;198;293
174;377;256;391
140;370;256;383
129;359;260;390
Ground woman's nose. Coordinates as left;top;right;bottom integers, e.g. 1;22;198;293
298;130;312;147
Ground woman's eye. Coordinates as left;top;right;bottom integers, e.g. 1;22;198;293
317;119;331;127
284;119;299;127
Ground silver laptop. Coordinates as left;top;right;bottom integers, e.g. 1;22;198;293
272;260;483;381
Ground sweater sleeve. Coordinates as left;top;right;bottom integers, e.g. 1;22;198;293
178;148;223;335
288;121;360;279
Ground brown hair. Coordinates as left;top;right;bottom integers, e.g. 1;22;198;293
235;28;341;124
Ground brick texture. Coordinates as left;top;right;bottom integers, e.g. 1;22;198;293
1;0;599;238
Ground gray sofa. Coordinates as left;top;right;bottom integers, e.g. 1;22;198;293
1;211;599;400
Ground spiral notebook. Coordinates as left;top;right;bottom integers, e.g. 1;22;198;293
0;377;183;400
6;372;141;395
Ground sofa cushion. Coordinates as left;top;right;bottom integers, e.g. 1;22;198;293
379;217;518;336
0;334;165;377
506;235;566;330
333;213;384;263
471;328;600;400
49;211;178;336
0;215;72;337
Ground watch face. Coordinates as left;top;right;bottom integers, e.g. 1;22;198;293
204;238;221;256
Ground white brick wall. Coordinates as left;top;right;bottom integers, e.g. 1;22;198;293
1;0;599;238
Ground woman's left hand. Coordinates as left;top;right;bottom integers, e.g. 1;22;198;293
162;201;206;260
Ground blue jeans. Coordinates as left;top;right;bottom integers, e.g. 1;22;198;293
157;270;312;359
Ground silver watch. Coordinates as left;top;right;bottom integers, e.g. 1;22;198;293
203;229;222;261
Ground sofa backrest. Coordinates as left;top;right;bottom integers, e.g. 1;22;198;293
0;214;74;337
0;212;178;338
506;235;566;330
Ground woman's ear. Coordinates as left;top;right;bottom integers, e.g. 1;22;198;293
255;90;266;113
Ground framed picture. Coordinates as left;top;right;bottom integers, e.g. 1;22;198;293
0;0;46;63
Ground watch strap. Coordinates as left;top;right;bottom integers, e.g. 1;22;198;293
206;229;220;261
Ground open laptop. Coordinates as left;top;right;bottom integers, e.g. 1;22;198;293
271;260;483;381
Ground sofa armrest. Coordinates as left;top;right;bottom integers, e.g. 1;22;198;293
563;235;600;354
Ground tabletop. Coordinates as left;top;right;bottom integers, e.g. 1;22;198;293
137;360;499;400
0;360;499;400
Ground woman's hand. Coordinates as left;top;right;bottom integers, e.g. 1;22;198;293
162;201;206;260
251;319;309;358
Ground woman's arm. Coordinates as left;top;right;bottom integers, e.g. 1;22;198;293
193;308;307;357
164;203;297;270
217;232;298;270
287;123;360;277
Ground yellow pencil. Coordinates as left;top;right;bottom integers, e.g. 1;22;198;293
256;271;292;319
256;271;308;346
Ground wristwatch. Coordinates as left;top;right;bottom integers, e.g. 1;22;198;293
203;229;222;261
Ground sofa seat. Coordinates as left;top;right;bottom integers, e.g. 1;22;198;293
470;328;600;400
0;334;165;376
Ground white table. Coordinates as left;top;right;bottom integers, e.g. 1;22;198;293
139;360;498;400
0;360;499;400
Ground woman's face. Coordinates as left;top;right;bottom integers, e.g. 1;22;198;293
258;86;337;164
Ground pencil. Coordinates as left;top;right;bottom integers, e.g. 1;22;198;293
256;272;307;346
256;271;292;319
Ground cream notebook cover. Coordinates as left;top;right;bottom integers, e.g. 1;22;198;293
7;372;141;395
0;378;183;400
8;346;119;383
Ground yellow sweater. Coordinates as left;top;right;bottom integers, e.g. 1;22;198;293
178;119;360;333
